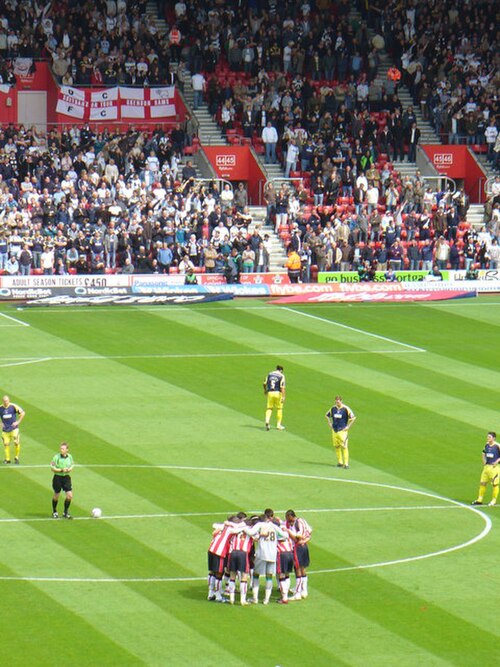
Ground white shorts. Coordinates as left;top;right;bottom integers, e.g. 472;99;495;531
254;558;276;576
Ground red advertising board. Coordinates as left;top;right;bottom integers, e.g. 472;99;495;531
421;145;486;203
271;290;475;303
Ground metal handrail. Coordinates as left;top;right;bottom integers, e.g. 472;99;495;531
420;175;457;194
264;177;304;189
193;178;233;192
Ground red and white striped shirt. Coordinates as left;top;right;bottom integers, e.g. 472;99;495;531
286;517;312;544
208;522;239;557
277;522;294;553
229;531;253;553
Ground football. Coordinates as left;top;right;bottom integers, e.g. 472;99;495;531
91;507;102;518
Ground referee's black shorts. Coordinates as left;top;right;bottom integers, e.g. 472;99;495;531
52;475;72;494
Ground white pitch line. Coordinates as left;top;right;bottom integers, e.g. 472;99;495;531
0;357;52;369
0;465;490;582
0;348;422;366
7;301;500;316
0;312;30;327
0;505;463;525
282;306;426;352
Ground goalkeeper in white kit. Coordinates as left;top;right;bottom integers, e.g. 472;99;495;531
244;508;288;605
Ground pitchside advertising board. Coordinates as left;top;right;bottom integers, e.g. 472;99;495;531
0;273;498;304
318;271;449;282
318;270;500;283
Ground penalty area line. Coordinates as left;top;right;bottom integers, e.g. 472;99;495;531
0;349;421;364
281;306;426;352
0;312;30;327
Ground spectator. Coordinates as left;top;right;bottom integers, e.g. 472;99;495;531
191;71;206;110
6;254;19;275
262;122;278;165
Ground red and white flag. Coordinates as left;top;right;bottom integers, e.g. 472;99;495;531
56;85;177;121
56;85;86;119
119;87;146;119
119;86;176;119
150;86;176;118
89;87;118;120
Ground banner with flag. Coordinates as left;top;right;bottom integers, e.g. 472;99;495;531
55;85;86;119
56;86;176;121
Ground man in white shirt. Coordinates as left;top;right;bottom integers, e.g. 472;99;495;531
261;121;278;164
366;182;379;214
285;138;300;178
485;119;498;162
191;72;206;110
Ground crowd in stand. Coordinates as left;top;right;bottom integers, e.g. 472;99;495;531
0;121;267;277
0;0;175;86
0;0;498;279
360;0;499;167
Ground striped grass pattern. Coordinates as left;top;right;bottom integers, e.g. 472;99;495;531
0;297;499;666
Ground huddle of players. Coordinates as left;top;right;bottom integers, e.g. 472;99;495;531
207;508;312;606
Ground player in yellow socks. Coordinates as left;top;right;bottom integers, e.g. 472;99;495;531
325;395;356;468
263;365;285;431
1;395;25;464
472;432;499;506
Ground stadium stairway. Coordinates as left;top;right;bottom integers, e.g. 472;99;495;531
349;10;440;148
181;78;228;146
248;206;289;273
146;1;167;31
466;204;485;229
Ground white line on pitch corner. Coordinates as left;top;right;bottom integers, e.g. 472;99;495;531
281;306;426;352
0;312;30;327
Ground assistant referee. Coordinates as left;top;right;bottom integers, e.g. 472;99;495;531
51;442;74;519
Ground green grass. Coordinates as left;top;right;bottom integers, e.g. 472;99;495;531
0;295;499;666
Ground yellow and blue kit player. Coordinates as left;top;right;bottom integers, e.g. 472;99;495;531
325;395;356;469
263;365;285;431
1;395;25;464
472;432;500;506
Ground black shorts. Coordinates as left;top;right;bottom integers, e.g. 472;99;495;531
294;544;310;569
228;549;249;574
278;551;294;576
207;551;225;574
52;475;72;494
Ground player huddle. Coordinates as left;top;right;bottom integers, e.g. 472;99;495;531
208;508;312;605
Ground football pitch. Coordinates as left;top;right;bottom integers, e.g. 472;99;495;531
0;296;499;667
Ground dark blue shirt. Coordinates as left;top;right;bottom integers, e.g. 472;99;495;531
265;371;284;392
483;443;500;465
327;404;355;432
0;404;20;432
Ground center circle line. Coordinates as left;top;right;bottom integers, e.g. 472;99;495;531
0;465;491;582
